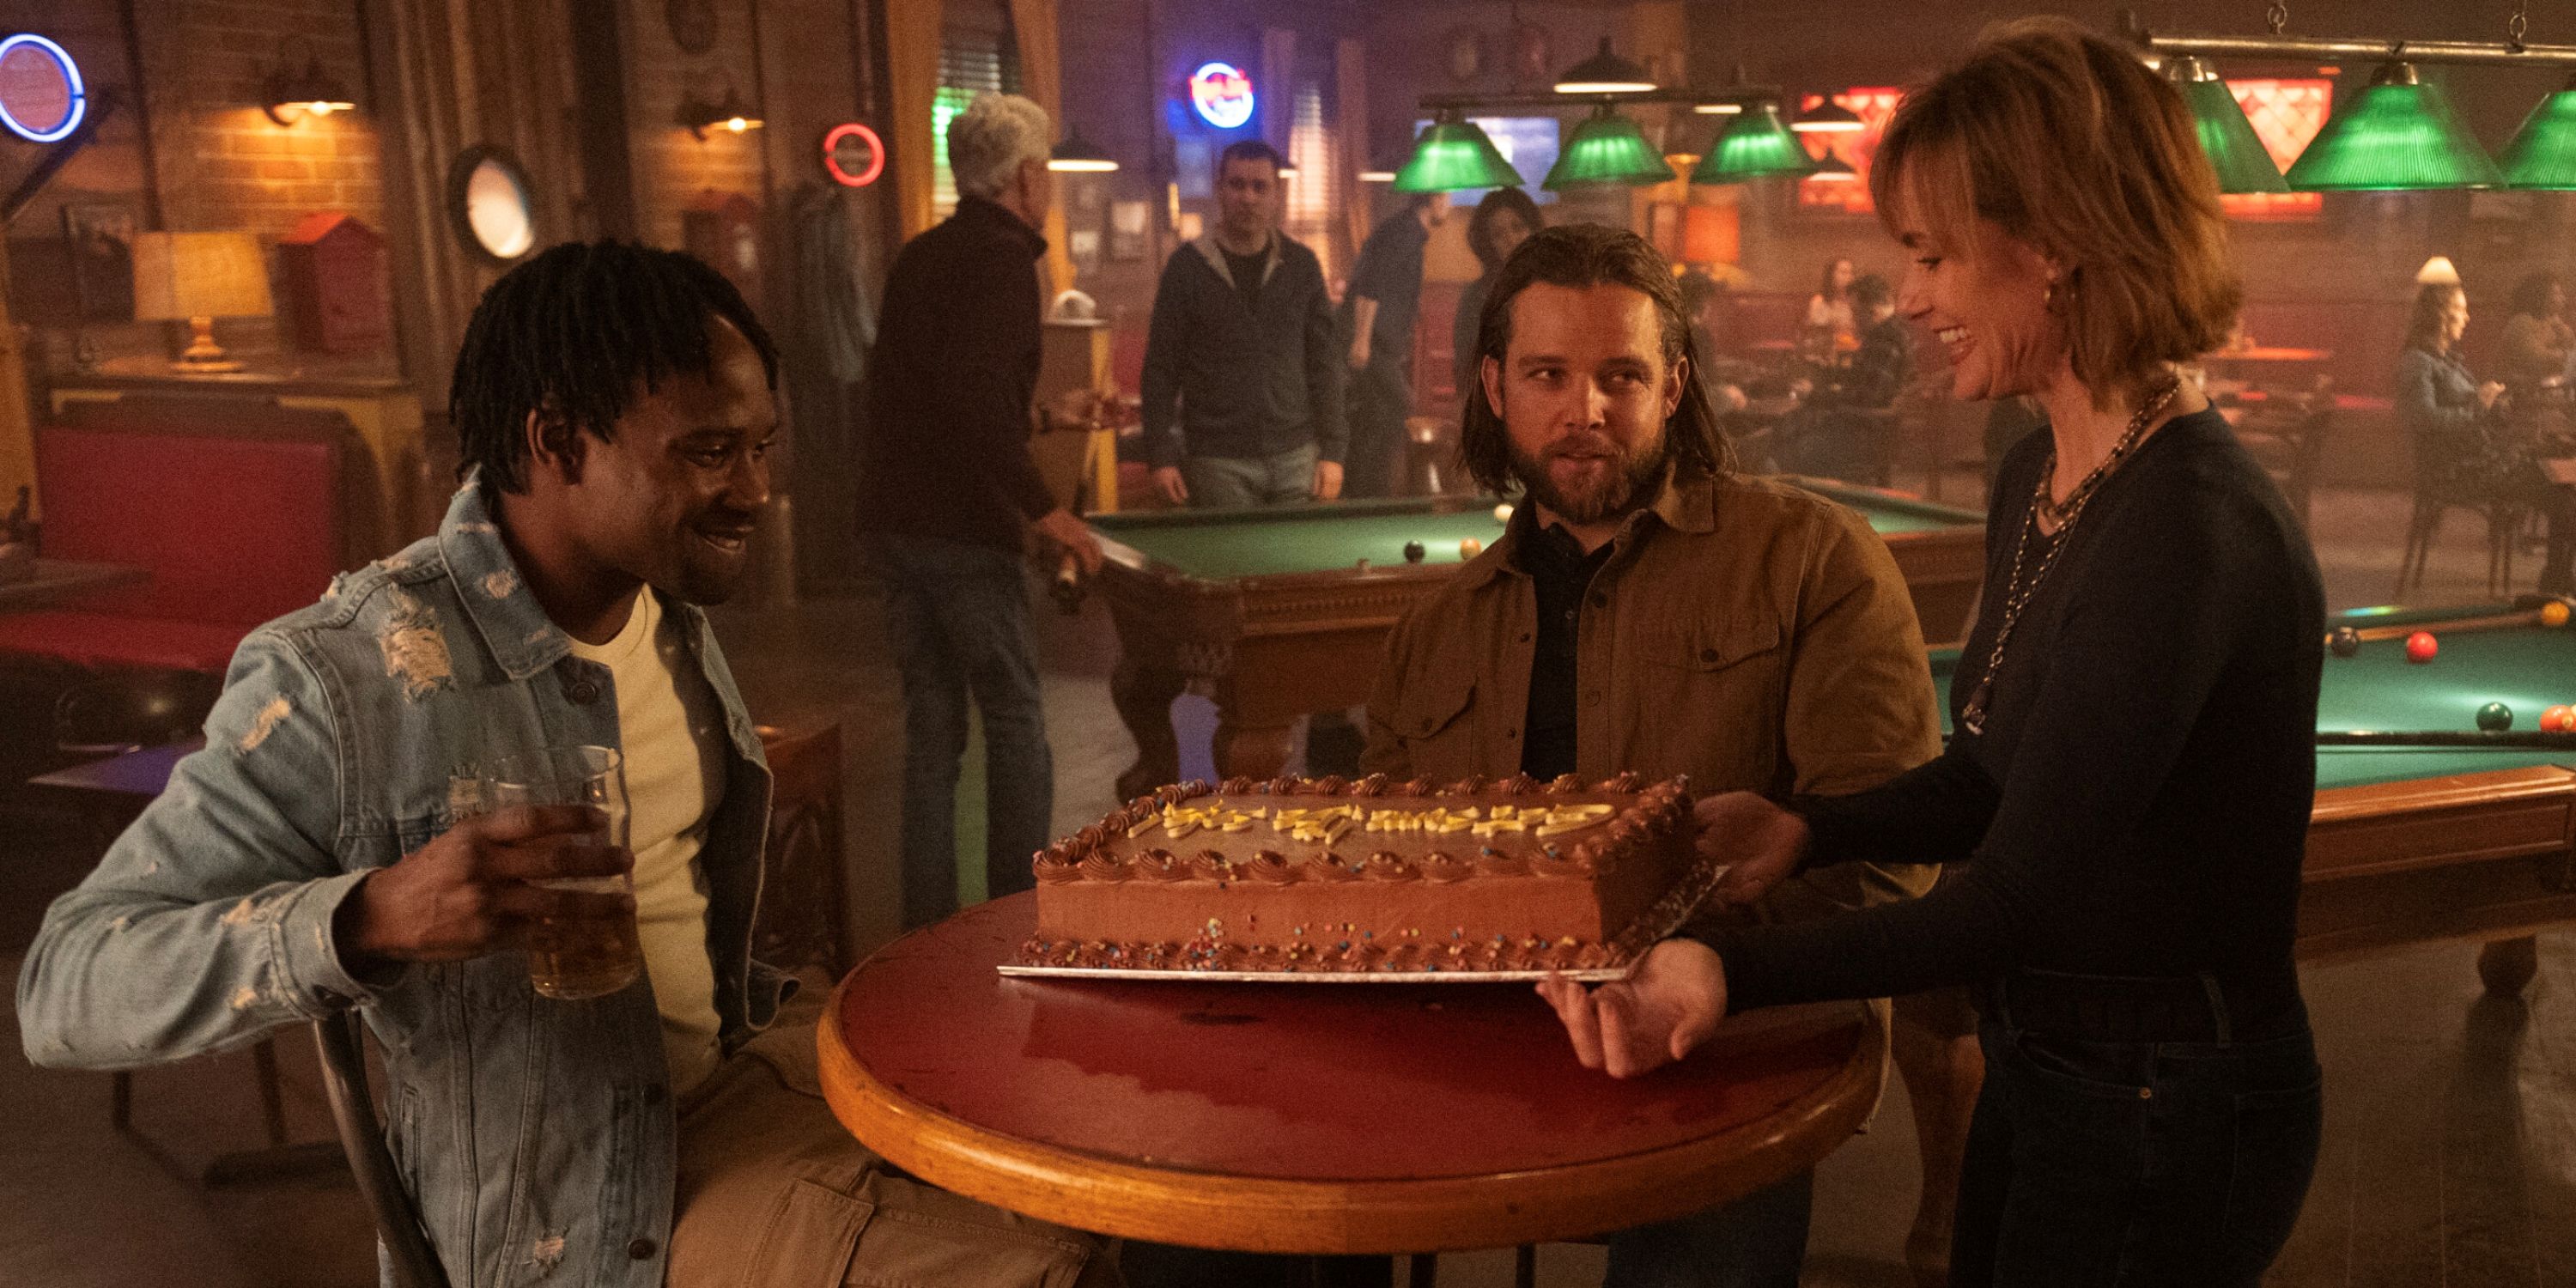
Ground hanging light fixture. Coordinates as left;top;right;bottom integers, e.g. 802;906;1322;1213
2283;63;2500;191
1691;100;1816;184
1692;100;1746;116
678;87;765;140
1554;38;1656;95
2416;254;2462;284
1048;128;1119;173
2498;71;2576;189
260;52;356;125
1393;114;1525;192
2162;56;2287;193
1790;98;1865;135
1543;102;1674;189
1806;149;1858;182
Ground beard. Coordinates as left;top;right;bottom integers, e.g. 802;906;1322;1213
1504;427;1670;526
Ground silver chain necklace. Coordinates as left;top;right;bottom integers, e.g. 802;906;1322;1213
1959;376;2181;736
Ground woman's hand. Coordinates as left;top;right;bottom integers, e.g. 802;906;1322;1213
2479;380;2508;412
1536;939;1729;1078
1697;792;1813;908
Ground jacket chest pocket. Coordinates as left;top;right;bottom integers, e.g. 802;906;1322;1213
1635;617;1787;776
1389;674;1478;769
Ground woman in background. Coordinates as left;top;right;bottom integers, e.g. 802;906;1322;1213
2399;281;2574;595
1801;256;1859;360
1452;187;1543;403
2499;270;2573;388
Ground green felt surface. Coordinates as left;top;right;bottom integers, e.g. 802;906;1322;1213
1928;602;2576;791
1093;484;1982;580
1094;501;1510;579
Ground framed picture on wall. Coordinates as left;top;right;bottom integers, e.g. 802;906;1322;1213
60;202;138;323
1109;200;1151;261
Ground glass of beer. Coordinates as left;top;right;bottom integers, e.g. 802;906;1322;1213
483;745;641;1000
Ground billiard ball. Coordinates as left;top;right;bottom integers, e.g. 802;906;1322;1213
1459;538;1484;559
2543;705;2575;732
2404;630;2439;664
2477;702;2514;732
1494;503;1514;525
2544;599;2573;628
1402;541;1425;564
2328;627;2361;658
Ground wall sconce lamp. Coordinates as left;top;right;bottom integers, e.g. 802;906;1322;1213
678;88;764;140
261;49;356;125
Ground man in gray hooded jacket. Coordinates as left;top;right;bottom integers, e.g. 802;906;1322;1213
1140;139;1345;507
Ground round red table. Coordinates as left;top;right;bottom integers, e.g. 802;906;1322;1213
815;893;1884;1254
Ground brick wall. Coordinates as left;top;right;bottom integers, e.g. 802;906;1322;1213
4;0;391;374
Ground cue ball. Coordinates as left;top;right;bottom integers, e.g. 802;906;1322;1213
2545;600;2573;628
2477;702;2514;732
2328;627;2361;658
2404;630;2439;664
2543;705;2575;732
1402;541;1425;564
1459;538;1483;559
1494;503;1514;524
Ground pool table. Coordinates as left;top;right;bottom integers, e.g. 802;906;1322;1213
1091;484;1984;801
1929;598;2576;994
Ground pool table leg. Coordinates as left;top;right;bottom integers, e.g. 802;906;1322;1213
1111;658;1186;803
1212;718;1296;785
2477;935;2540;996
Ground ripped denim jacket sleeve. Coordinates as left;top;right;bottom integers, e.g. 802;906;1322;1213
16;630;393;1068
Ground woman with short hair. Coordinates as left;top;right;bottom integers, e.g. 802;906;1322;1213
1543;20;2328;1285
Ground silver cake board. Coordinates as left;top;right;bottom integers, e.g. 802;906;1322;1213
997;857;1728;985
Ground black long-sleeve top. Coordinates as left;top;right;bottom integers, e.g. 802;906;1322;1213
1697;410;2325;1007
858;197;1057;551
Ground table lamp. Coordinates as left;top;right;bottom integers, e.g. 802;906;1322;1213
131;231;275;373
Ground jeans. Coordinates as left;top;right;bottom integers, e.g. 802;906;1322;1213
867;532;1054;931
1952;1016;2323;1287
1182;441;1320;507
1345;357;1410;499
1602;1171;1814;1288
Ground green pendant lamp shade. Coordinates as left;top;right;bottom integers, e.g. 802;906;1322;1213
2498;73;2576;190
2285;63;2501;191
1393;117;1525;192
1691;101;1816;184
1543;105;1673;190
2163;57;2287;194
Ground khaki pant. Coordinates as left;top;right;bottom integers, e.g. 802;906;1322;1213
670;1021;1123;1288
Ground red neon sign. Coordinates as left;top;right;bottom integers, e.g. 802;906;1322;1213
823;123;884;187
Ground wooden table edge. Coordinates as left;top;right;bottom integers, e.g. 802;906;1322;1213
816;977;1885;1254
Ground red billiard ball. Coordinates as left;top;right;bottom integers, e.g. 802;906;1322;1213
2404;631;2439;664
2544;705;2576;732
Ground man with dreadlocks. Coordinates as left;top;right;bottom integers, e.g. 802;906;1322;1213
19;241;1120;1288
1360;225;1965;1287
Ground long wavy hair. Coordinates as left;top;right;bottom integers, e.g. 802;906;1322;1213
1458;224;1733;495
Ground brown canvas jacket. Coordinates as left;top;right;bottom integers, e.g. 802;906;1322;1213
1361;468;1943;919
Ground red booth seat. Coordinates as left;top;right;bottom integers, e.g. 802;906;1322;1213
0;398;349;673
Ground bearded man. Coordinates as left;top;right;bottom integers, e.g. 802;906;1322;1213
1360;224;1971;1287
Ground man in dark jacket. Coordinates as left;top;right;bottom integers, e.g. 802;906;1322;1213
858;92;1102;930
1340;191;1449;498
1141;140;1344;507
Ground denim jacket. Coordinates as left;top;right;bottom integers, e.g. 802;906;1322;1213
18;477;782;1288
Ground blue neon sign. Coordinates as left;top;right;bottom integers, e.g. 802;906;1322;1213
0;33;88;143
1188;62;1255;131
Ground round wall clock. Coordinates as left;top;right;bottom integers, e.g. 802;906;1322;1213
665;0;718;54
447;146;538;263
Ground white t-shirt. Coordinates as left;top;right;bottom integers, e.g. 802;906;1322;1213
568;590;727;1096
